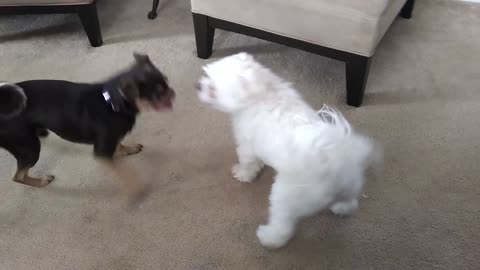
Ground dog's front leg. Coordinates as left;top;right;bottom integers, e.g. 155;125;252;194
232;144;264;183
94;137;147;205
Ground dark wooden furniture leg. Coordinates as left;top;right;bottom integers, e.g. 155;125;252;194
148;0;160;20
345;56;371;107
78;2;102;47
0;2;103;47
400;0;415;19
192;13;215;59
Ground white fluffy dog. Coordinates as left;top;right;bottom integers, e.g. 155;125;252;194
197;53;378;249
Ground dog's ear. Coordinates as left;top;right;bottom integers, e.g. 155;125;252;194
134;53;150;64
119;78;139;101
134;53;157;74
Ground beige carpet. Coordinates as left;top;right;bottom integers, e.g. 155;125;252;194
1;0;479;269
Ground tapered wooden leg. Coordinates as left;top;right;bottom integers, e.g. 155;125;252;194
148;0;160;20
345;56;371;107
192;13;215;59
400;0;415;19
78;3;103;47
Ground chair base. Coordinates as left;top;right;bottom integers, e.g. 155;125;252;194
148;0;159;20
400;0;415;19
0;1;103;47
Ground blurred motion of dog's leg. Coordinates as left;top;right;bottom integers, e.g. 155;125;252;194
95;139;148;207
103;158;148;208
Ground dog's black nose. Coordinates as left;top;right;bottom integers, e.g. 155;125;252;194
195;82;201;91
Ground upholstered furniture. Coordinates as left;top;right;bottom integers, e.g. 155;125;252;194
0;0;102;47
191;0;415;107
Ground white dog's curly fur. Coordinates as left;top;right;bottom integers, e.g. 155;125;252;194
197;53;379;249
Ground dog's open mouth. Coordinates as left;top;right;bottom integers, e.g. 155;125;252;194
152;98;173;111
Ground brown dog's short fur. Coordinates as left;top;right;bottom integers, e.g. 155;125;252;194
0;54;175;202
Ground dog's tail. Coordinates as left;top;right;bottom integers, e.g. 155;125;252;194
315;104;382;172
316;104;352;137
0;82;27;119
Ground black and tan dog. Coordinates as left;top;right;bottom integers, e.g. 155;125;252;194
0;53;174;200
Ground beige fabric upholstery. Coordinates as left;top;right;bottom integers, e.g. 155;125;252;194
0;0;93;6
192;0;407;56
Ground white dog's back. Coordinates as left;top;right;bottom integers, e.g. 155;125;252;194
233;94;377;180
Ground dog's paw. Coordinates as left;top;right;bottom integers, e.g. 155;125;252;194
38;175;55;187
256;225;292;249
232;164;257;183
128;144;144;154
15;175;55;187
118;144;144;157
329;199;358;216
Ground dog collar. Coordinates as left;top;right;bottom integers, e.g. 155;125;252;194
102;89;120;112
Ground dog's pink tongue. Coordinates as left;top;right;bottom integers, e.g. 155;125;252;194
163;100;173;110
155;100;173;111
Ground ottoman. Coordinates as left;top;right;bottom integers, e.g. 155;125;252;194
191;0;415;106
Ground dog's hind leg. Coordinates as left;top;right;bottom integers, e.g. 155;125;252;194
13;167;54;187
256;174;334;249
330;174;363;216
6;135;54;187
